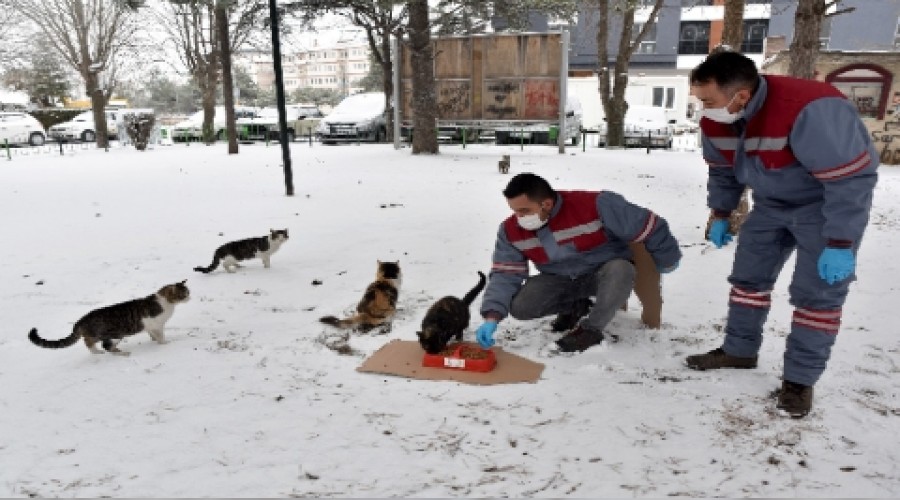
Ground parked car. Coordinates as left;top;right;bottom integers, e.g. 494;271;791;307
48;108;138;142
597;105;674;149
494;97;583;146
316;93;386;144
237;104;324;142
0;111;46;146
172;106;257;142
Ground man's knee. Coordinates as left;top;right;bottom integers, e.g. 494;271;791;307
508;296;541;320
601;259;636;283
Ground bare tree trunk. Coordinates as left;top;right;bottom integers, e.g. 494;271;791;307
721;0;745;49
597;0;664;148
201;55;219;145
216;0;238;154
788;0;824;79
408;0;438;154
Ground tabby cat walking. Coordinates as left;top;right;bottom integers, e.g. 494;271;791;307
28;281;191;356
320;261;401;333
194;229;289;274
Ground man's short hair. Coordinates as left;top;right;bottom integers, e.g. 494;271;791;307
690;50;759;92
503;173;555;202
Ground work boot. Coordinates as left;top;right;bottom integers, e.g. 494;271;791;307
550;298;594;333
684;347;758;371
555;324;604;353
776;380;814;419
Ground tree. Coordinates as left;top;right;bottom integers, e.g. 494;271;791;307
787;0;854;80
8;0;142;148
596;0;665;148
431;0;580;35
152;0;266;144
1;39;72;108
216;0;239;154
355;52;384;92
284;1;408;140
721;0;744;50
290;87;343;107
407;0;437;154
233;65;261;105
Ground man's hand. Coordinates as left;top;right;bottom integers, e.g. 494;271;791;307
818;248;855;285
708;219;733;248
475;321;498;349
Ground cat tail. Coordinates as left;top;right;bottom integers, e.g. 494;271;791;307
319;315;363;329
193;255;220;273
461;271;488;307
28;327;81;349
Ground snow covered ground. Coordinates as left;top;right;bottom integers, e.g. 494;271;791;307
2;139;898;497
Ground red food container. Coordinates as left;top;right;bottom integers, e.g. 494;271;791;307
422;342;497;373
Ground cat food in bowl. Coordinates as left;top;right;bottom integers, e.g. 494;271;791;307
422;342;497;372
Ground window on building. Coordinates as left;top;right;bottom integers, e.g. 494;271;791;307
819;16;832;49
652;87;676;109
826;64;893;120
740;19;769;53
632;23;658;54
678;21;710;54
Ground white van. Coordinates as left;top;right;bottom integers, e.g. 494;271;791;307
316;93;386;144
48;109;127;142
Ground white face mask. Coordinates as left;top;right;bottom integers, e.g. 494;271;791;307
517;213;546;231
701;93;744;124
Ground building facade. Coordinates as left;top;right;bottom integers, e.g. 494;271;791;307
567;0;900;124
234;31;372;98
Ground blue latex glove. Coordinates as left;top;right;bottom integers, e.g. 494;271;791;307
708;219;733;248
475;321;498;349
658;261;679;274
817;248;855;285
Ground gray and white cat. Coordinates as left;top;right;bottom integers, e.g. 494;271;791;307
28;280;191;356
194;229;289;273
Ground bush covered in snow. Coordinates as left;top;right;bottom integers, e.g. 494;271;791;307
123;112;156;151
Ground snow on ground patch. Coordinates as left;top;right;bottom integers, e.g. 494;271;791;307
1;142;898;496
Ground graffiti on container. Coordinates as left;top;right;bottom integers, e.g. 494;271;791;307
485;80;520;119
872;118;900;165
437;82;471;118
523;80;559;120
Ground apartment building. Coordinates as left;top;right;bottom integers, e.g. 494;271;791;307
234;30;372;97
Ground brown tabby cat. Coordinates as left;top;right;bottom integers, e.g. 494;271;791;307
28;281;191;356
320;261;401;333
417;271;487;354
194;229;289;274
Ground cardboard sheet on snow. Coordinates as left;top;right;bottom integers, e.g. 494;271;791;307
357;340;544;385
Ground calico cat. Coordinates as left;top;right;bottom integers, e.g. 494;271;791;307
417;271;487;354
320;261;401;333
28;280;191;356
194;229;289;274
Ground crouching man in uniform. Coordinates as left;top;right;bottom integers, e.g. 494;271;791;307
474;173;682;353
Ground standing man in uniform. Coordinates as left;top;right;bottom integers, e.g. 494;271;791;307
685;51;879;418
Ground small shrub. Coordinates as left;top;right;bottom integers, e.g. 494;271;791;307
123;112;156;151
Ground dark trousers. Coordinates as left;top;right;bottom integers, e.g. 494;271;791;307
509;259;635;333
